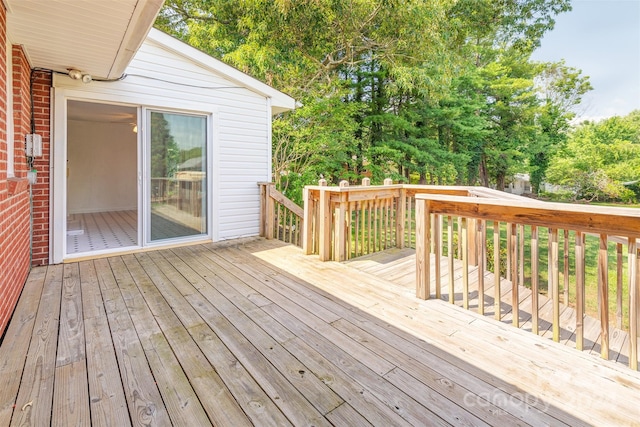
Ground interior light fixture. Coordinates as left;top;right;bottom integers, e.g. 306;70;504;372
81;74;92;84
68;69;82;80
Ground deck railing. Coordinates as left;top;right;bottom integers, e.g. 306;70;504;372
415;193;640;370
259;182;304;247
301;179;515;261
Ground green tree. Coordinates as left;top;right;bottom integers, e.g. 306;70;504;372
150;112;180;178
156;0;582;197
529;60;592;193
546;111;640;202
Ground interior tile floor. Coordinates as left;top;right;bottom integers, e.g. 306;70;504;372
66;210;137;254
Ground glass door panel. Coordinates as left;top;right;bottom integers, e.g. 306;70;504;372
148;111;207;242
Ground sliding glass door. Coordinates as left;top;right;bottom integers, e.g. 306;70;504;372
147;110;208;242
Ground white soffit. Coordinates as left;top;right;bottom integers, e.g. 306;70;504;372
6;0;164;79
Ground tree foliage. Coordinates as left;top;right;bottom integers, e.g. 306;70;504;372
157;0;594;199
546;111;640;202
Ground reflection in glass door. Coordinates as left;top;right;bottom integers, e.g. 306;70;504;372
148;111;207;242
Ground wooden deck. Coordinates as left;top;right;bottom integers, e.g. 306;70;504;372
1;238;639;426
346;248;632;366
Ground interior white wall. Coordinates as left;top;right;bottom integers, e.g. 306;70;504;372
67;120;137;213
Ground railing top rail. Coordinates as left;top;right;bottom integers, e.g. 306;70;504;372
305;183;405;191
305;183;532;200
416;193;640;237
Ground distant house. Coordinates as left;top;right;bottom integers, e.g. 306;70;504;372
505;173;531;195
0;1;294;337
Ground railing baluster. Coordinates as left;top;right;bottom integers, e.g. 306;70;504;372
354;202;360;258
434;214;441;299
531;225;539;335
457;217;462;259
599;234;610;359
448;216;455;304
616;243;623;329
477;219;485;315
519;224;525;299
564;229;570;305
575;231;585;351
510;223;519;327
628;239;637;370
462;217;469;310
276;203;281;240
289;209;294;244
494;221;501;321
550;228;560;342
506;223;512;282
368;200;373;254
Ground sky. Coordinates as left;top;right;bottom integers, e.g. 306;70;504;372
530;0;640;122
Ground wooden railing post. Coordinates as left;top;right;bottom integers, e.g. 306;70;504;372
335;180;349;261
416;197;430;299
259;182;275;239
259;183;267;237
318;180;331;261
302;186;314;254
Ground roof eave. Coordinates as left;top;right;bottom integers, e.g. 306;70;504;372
145;29;296;115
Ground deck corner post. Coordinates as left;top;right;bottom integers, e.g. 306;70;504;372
260;182;275;240
259;183;267;237
302;186;314;255
415;197;431;300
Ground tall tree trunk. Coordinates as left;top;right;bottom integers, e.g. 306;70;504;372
479;156;489;187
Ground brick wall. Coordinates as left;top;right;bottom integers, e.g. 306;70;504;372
29;71;51;266
0;3;52;338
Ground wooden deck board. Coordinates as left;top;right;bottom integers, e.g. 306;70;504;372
1;238;639;426
0;267;47;426
10;265;64;427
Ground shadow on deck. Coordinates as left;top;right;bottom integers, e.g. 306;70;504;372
345;247;632;367
1;238;639;426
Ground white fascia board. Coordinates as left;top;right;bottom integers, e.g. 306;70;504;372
109;0;166;79
145;29;296;115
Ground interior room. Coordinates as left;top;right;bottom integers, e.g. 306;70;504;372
66;101;138;255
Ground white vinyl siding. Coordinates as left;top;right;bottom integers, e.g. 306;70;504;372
54;37;272;241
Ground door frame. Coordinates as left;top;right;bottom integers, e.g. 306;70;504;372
52;90;215;263
141;107;214;248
